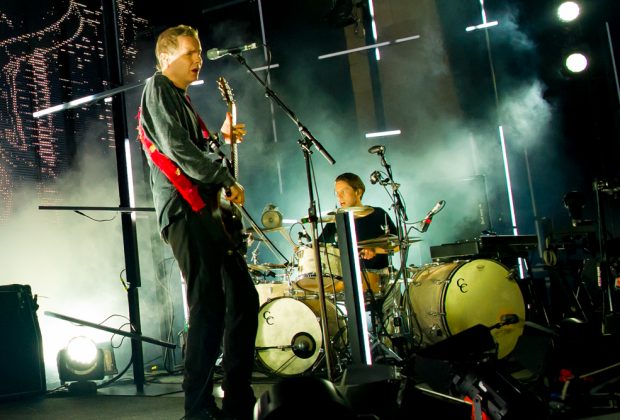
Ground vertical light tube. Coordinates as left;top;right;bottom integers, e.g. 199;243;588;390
368;0;381;60
124;138;136;221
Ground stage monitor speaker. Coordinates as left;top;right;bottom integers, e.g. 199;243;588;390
0;284;46;399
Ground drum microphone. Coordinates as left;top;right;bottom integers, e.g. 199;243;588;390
368;145;385;155
370;170;383;185
420;200;446;233
298;227;311;243
206;42;259;60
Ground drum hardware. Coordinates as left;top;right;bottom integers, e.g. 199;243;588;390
256;331;316;359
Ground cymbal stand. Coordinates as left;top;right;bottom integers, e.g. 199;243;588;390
232;53;338;380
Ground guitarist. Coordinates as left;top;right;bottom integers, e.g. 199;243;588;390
138;25;258;420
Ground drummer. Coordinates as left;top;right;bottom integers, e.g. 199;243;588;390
318;172;397;293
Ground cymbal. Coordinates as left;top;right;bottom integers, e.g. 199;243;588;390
357;235;422;250
357;235;400;250
300;206;374;224
261;263;288;269
248;263;288;272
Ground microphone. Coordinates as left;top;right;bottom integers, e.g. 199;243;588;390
298;227;311;243
370;170;382;185
368;145;385;155
206;42;259;60
419;200;445;233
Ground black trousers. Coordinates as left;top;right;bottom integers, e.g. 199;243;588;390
166;209;259;415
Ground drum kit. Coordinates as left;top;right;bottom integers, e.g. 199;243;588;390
248;206;526;377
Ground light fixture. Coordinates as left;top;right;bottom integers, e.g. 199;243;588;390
564;52;589;73
557;1;580;23
57;336;117;393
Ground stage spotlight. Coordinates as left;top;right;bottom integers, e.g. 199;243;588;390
564;52;589;73
57;337;117;392
557;2;581;23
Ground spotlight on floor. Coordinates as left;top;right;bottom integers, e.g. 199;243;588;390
557;2;581;23
57;337;116;394
564;52;589;73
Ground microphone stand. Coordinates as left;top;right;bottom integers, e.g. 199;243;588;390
371;150;414;342
232;53;337;380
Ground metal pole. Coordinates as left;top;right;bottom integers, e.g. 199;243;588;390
101;0;145;392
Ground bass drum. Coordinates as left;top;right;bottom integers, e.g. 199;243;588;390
408;259;525;359
255;297;346;376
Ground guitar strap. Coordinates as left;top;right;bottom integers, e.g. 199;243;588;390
136;106;208;212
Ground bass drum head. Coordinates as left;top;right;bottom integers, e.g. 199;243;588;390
444;259;525;359
255;297;323;376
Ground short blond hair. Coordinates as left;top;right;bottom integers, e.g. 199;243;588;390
155;25;199;71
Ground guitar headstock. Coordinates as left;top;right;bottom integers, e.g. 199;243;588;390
217;76;235;107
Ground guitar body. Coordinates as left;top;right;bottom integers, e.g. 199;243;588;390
217;190;246;252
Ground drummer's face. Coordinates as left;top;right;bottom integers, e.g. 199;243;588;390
335;180;362;208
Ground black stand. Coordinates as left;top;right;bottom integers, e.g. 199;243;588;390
594;180;620;334
370;148;411;288
45;311;175;349
231;53;337;379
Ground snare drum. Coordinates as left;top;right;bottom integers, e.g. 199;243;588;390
408;259;525;359
294;245;344;293
255;297;346;376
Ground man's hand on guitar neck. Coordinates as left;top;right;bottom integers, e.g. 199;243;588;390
220;112;247;144
224;182;245;206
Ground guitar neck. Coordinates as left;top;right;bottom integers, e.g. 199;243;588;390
229;102;238;179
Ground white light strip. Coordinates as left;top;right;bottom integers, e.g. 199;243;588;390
33;94;95;118
368;0;380;60
319;41;390;60
346;210;373;364
395;35;421;43
190;80;204;86
499;126;526;278
318;35;420;60
33;104;64;118
251;64;280;72
124;138;136;216
465;21;499;32
480;0;488;23
282;218;297;225
498;126;518;236
365;129;401;138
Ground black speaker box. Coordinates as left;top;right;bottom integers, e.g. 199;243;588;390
0;284;46;399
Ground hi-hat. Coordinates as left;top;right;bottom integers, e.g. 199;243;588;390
248;263;288;272
300;206;374;224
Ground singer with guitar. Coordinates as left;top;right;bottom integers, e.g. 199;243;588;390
138;25;258;420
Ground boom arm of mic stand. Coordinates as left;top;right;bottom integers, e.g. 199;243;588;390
233;54;335;165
